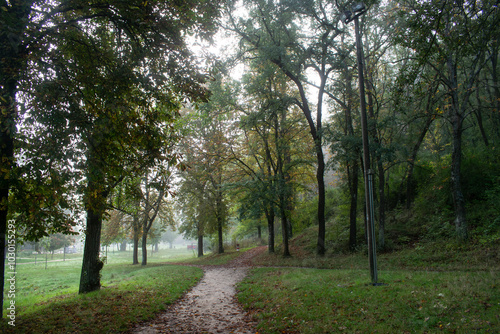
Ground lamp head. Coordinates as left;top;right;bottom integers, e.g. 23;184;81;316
352;2;366;13
340;10;352;24
339;2;366;24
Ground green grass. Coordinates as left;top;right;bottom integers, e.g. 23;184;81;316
237;225;500;333
1;247;201;333
181;248;252;266
238;267;499;333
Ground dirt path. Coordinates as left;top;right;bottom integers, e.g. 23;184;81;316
130;246;266;334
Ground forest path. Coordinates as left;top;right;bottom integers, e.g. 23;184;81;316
130;246;266;334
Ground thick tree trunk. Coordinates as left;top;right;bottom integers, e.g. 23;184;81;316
79;207;104;293
316;146;326;256
79;143;108;294
266;205;275;253
132;219;140;265
197;233;204;257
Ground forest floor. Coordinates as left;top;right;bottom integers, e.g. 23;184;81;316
130;246;266;334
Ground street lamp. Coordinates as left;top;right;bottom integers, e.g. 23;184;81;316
340;2;379;285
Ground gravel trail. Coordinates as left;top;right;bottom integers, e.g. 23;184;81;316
130;247;266;334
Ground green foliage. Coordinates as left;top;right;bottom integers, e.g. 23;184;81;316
292;189;337;235
40;234;75;254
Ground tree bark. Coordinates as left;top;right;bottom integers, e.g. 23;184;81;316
447;53;468;241
217;215;224;254
281;210;291;257
79;206;104;293
348;161;359;252
132;215;140;265
451;111;468;240
79;142;108;294
265;204;275;253
216;189;224;254
490;39;500;141
316;147;326;256
197;233;204;257
141;231;148;266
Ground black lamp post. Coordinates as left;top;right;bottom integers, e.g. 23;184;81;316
340;2;378;285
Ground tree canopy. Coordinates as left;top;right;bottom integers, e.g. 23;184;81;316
2;0;500;319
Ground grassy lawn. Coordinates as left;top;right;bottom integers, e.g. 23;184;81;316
237;267;499;333
1;247;202;333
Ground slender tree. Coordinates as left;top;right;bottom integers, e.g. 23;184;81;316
228;0;344;255
394;0;500;241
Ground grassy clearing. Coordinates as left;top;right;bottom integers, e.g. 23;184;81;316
239;225;500;333
238;267;499;333
1;247;201;333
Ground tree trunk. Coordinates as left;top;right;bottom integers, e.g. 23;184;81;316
79;142;108;294
216;188;224;254
266;205;275;253
0;1;32;317
120;240;127;251
217;216;224;254
451;111;468;241
447;53;468;242
490;39;500;142
316;146;326;256
132;218;140;265
197;233;204;257
79;207;104;293
348;161;359;252
141;232;148;266
377;161;386;250
281;211;291;257
343;58;359;253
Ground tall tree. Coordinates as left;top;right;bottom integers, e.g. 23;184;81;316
1;0;222;304
394;0;500;241
228;0;344;255
178;75;238;254
139;170;171;266
233;60;313;256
